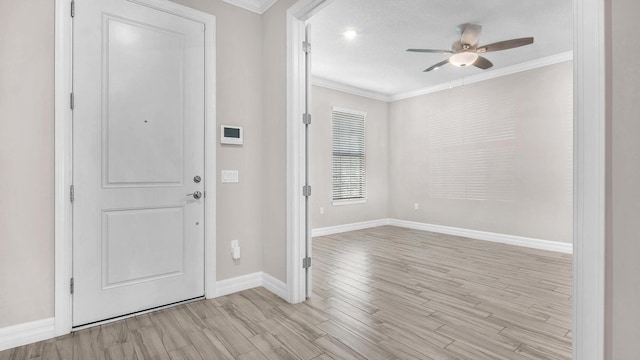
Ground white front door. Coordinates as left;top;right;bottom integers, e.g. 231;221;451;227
72;0;206;326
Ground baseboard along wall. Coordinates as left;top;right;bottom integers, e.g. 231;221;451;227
0;318;55;352
215;272;288;299
313;218;573;254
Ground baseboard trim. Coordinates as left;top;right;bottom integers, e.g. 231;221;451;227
312;218;573;254
0;318;55;352
389;219;573;254
262;273;288;299
311;219;391;237
216;272;288;300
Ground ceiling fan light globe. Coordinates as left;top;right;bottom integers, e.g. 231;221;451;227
449;52;479;67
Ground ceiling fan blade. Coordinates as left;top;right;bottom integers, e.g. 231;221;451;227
424;59;450;72
477;37;534;53
473;56;493;70
458;23;483;46
407;48;453;54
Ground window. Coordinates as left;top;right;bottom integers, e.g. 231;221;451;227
427;91;516;201
332;107;366;203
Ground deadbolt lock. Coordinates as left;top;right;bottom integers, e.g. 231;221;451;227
194;175;202;183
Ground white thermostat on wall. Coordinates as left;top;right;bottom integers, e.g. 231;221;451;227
220;125;243;145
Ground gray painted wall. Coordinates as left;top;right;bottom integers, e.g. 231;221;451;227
260;0;297;283
389;62;573;243
609;0;640;357
0;0;55;328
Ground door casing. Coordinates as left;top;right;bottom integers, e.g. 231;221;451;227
54;0;217;335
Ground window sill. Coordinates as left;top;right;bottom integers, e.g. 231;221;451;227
332;198;367;206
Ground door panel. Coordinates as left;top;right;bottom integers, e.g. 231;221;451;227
102;207;185;288
104;16;185;186
73;0;205;326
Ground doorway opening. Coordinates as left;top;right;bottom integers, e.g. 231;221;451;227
286;0;606;359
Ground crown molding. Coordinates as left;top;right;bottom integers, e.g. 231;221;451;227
222;0;278;14
390;51;573;101
312;77;392;102
313;52;573;103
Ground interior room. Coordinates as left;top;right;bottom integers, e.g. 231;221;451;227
0;0;639;359
307;0;573;358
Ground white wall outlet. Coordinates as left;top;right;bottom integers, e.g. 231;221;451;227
320;207;325;215
231;240;240;260
414;203;419;210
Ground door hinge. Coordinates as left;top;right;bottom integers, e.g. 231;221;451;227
70;93;74;110
302;41;311;54
303;113;311;125
71;0;75;17
303;185;311;197
70;277;74;294
70;185;74;203
302;257;311;269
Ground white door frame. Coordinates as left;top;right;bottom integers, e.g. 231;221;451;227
286;1;607;359
54;0;216;336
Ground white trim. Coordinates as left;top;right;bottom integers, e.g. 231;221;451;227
216;273;263;297
222;0;278;14
0;318;55;352
286;0;337;304
391;52;574;101
312;219;572;254
332;106;367;117
314;52;573;103
54;0;217;337
389;219;573;254
262;273;289;299
573;0;606;358
54;0;73;337
313;77;392;102
216;272;288;299
312;219;390;237
286;6;305;304
331;198;366;206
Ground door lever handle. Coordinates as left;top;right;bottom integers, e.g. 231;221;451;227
187;191;202;200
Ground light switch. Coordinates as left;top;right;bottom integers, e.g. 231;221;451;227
221;170;239;183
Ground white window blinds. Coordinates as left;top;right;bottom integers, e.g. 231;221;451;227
332;107;366;201
427;92;516;201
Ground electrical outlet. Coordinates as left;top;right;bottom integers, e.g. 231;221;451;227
320;207;325;215
414;203;419;210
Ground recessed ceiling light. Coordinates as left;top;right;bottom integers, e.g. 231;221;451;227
342;29;358;40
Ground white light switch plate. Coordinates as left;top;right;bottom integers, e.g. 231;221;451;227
221;170;239;183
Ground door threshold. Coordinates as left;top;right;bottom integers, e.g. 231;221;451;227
72;296;205;331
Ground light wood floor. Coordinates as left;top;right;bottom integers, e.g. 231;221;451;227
0;226;573;360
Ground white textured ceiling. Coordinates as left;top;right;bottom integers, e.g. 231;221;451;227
308;0;573;96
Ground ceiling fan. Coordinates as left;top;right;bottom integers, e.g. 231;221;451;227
407;23;534;72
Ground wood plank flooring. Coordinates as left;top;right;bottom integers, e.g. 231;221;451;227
0;226;573;359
